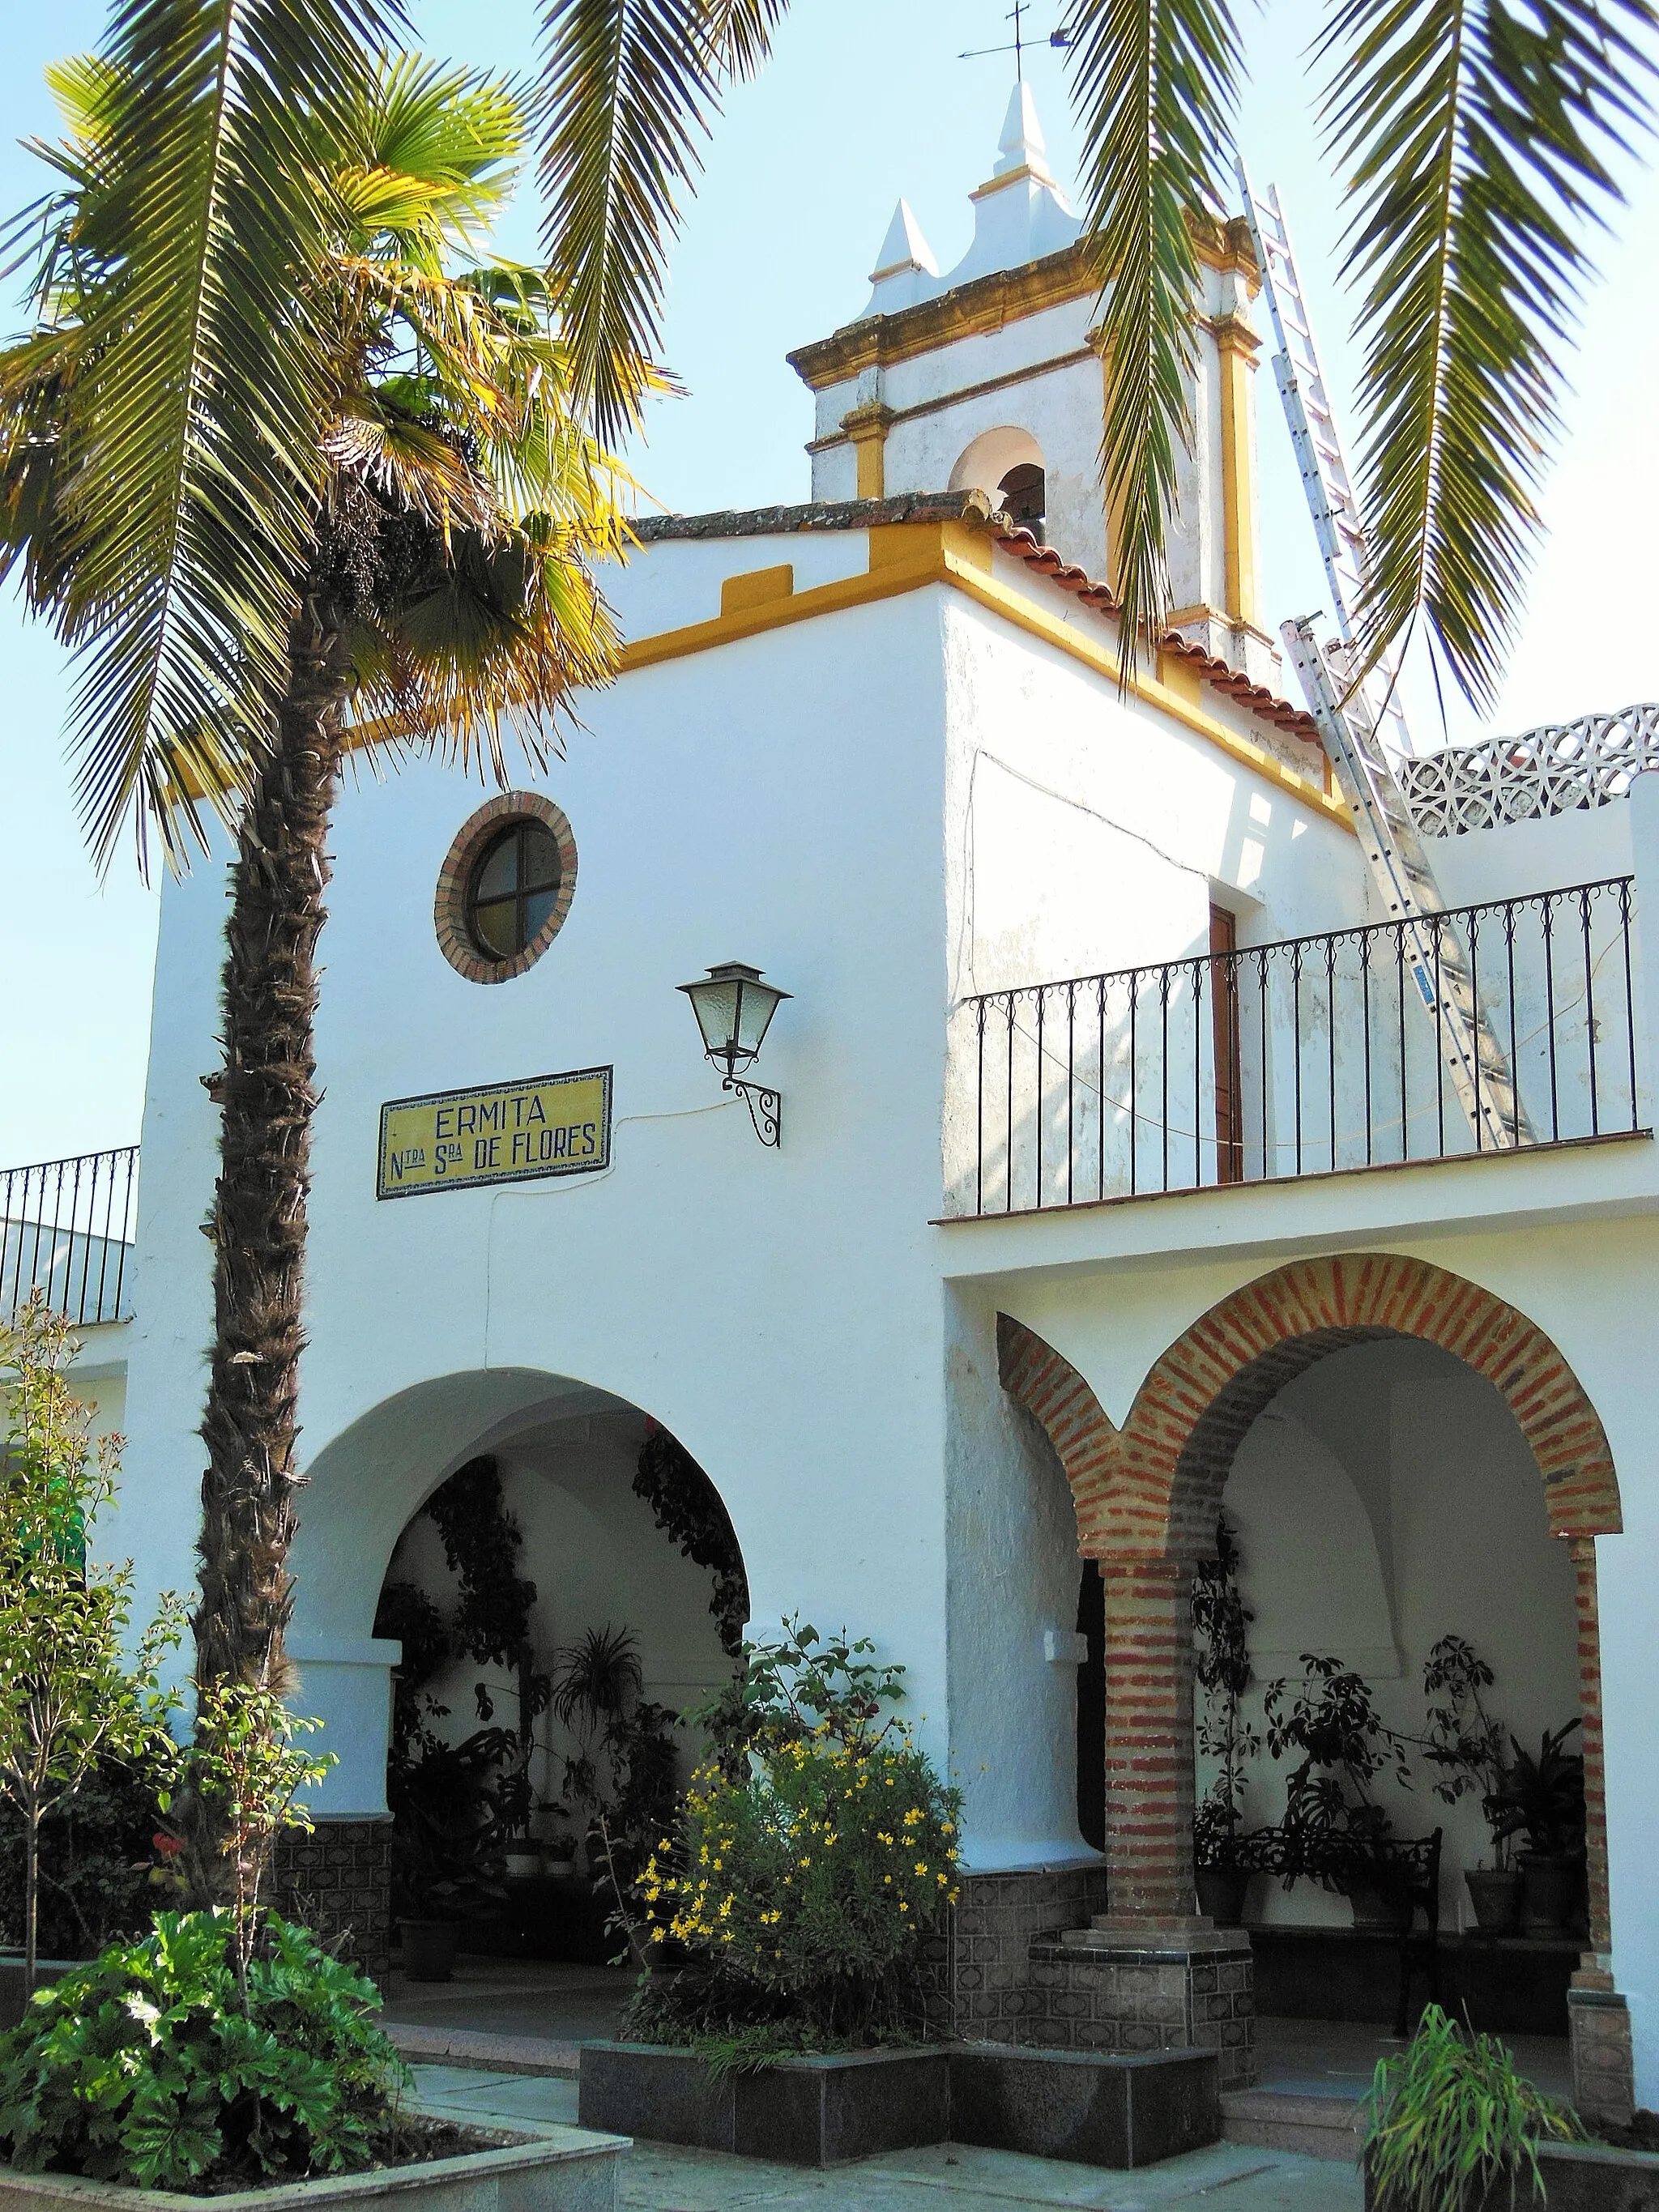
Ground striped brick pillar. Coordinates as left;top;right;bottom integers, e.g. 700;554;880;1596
1101;1555;1197;1922
1568;1536;1611;1952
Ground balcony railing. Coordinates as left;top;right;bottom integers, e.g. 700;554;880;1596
1;1148;139;1328
956;880;1644;1218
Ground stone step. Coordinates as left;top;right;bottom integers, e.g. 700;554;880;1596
1222;2086;1365;2163
387;2022;580;2077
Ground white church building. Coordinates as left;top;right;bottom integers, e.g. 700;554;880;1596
11;88;1659;2126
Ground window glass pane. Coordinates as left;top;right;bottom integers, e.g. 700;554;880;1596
518;822;561;894
472;897;521;959
522;888;558;940
474;830;520;901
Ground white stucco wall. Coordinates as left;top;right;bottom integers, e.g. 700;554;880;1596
118;556;969;1833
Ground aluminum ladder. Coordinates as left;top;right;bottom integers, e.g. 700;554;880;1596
1235;161;1532;1152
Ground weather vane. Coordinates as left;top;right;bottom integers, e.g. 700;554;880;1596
959;1;1071;80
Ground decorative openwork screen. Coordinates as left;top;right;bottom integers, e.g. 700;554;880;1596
1398;706;1659;837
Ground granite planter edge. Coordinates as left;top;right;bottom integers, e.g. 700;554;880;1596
0;2123;629;2212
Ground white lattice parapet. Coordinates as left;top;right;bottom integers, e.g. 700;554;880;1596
1399;703;1659;836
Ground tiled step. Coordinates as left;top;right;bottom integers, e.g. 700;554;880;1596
1222;2085;1365;2162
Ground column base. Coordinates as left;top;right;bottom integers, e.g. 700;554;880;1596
1568;1959;1635;2129
271;1817;394;1989
1023;1919;1255;2090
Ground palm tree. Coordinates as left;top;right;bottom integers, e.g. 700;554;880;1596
532;0;1657;704
1;46;629;1874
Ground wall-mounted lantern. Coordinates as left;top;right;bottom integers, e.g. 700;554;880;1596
677;961;790;1148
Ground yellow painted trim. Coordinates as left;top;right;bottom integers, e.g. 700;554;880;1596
841;402;893;501
1214;315;1261;631
616;525;1350;832
787;224;1258;391
722;564;795;615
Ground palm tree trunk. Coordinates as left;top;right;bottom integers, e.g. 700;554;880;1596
188;581;354;1884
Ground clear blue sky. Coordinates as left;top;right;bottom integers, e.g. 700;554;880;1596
3;0;1657;1167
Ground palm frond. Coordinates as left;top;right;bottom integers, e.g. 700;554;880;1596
1064;0;1243;676
535;0;788;444
26;0;406;870
1321;0;1657;707
336;56;526;268
706;0;789;77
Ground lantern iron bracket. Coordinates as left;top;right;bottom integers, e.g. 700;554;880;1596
723;1076;781;1149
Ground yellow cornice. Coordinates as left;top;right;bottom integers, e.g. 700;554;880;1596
616;523;1350;833
787;222;1259;392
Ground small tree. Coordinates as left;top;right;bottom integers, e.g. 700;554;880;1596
0;1295;185;1993
168;1669;335;2007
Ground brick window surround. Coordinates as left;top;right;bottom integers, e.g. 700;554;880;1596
434;792;578;985
997;1252;1623;1947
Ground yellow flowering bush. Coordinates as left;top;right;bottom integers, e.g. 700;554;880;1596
628;1619;962;2047
642;1725;959;1999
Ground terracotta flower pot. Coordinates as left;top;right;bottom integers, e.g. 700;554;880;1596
1344;1871;1414;1933
399;1918;462;1982
1519;1855;1579;1934
1196;1865;1252;1926
1465;1866;1523;1934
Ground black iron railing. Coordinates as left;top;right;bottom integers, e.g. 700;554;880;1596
1;1148;139;1327
957;880;1643;1217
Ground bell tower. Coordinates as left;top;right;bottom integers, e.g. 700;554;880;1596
787;90;1278;687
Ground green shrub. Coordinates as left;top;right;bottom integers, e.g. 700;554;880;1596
1365;2004;1585;2212
0;1912;411;2191
639;1619;962;2047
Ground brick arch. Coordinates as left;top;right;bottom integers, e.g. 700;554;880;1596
1109;1253;1621;1562
995;1256;1623;1945
996;1314;1118;1524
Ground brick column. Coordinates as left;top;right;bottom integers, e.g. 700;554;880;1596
1101;1556;1197;1922
1569;1538;1611;1951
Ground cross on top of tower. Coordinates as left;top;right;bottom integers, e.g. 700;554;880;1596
959;1;1068;83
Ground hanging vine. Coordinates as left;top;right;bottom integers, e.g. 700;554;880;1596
633;1423;748;1658
1192;1512;1260;1864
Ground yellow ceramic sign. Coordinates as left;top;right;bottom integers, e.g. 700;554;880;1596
377;1067;612;1199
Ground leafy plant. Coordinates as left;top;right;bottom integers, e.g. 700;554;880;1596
1192;1514;1259;1867
423;1457;541;1679
0;1913;412;2193
1364;2003;1584;2212
688;1615;910;1777
638;1623;962;2049
0;1754;163;1958
1264;1654;1413;1886
633;1423;749;1660
386;1726;518;1922
163;1672;335;2004
1489;1720;1586;1863
1417;1635;1512;1867
0;1295;186;1992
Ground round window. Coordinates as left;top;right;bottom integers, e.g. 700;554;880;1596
467;820;563;960
435;795;578;984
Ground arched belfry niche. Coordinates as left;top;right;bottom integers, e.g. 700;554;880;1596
997;1254;1623;1948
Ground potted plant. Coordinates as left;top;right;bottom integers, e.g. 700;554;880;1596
1192;1516;1260;1925
387;1727;516;1980
1264;1656;1415;1929
543;1829;580;1879
551;1625;681;1963
1416;1635;1522;1933
1487;1720;1586;1934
